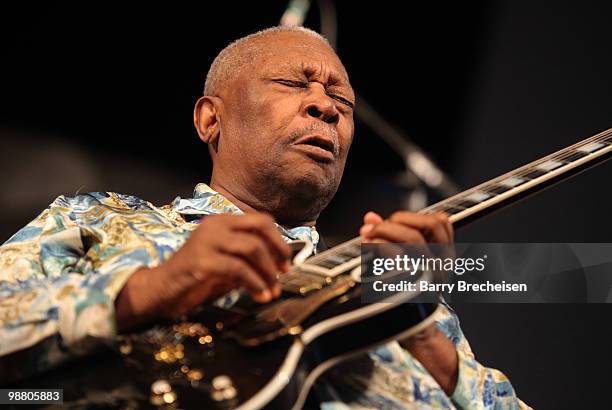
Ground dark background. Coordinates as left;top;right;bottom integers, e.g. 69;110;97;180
2;1;611;408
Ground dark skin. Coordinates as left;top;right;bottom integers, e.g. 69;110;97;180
115;31;457;396
201;34;356;226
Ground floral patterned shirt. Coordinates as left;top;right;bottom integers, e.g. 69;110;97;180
0;183;530;409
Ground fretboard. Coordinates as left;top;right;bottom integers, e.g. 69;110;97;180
422;127;612;227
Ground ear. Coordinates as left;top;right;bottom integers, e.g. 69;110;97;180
194;96;222;150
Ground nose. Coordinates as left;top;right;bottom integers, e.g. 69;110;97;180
302;86;339;125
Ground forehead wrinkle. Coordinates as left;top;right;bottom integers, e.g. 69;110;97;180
297;60;351;89
263;61;304;77
263;59;350;89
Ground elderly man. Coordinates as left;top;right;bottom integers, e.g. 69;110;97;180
0;27;528;409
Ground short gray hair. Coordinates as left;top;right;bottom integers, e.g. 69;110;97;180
203;26;332;96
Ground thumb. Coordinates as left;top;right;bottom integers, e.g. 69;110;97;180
363;211;384;225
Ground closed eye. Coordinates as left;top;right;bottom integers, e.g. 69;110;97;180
273;79;308;88
329;93;355;109
273;79;355;109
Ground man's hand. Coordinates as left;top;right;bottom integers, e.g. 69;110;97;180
115;213;291;332
400;324;459;396
359;210;458;396
359;210;453;245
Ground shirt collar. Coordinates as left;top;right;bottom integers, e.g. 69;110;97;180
172;183;243;216
172;183;319;247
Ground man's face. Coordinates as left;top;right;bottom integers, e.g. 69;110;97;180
214;32;355;215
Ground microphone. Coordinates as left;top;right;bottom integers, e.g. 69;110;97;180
279;0;311;27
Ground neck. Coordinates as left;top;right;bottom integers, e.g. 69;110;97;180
210;178;318;228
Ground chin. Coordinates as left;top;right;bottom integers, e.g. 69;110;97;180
269;168;342;225
288;168;340;205
293;163;335;189
269;154;346;215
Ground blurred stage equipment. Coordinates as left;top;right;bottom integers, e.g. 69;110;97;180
280;0;460;210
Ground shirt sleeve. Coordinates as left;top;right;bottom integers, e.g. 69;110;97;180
433;302;532;410
315;302;532;409
0;193;167;383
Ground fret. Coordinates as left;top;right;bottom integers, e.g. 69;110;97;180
316;258;344;269
483;176;526;196
303;241;361;272
326;254;354;265
559;151;589;163
311;245;359;263
535;160;564;171
337;244;361;258
577;142;606;153
498;176;527;187
435;205;463;214
463;191;493;202
522;168;547;180
329;252;352;263
485;185;511;195
449;199;479;209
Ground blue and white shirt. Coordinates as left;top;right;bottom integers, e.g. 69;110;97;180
0;183;529;409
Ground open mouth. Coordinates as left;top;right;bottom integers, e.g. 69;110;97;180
298;135;334;152
292;135;336;162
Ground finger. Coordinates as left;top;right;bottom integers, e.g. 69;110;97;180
429;212;455;260
361;211;383;240
218;254;273;303
363;211;384;225
361;236;389;244
388;212;449;243
176;274;238;316
220;232;281;296
229;214;291;270
431;212;454;243
368;220;432;258
388;212;451;244
360;223;375;238
368;220;427;244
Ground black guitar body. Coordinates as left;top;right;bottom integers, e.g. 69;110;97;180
13;285;437;410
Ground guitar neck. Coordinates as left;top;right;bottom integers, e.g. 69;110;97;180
422;127;612;228
284;128;612;283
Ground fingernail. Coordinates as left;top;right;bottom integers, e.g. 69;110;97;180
361;224;374;236
254;289;272;303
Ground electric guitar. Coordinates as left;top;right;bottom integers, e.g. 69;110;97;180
13;128;612;409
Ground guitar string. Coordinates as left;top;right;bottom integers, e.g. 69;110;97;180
512;128;612;177
453;129;611;199
427;128;612;211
